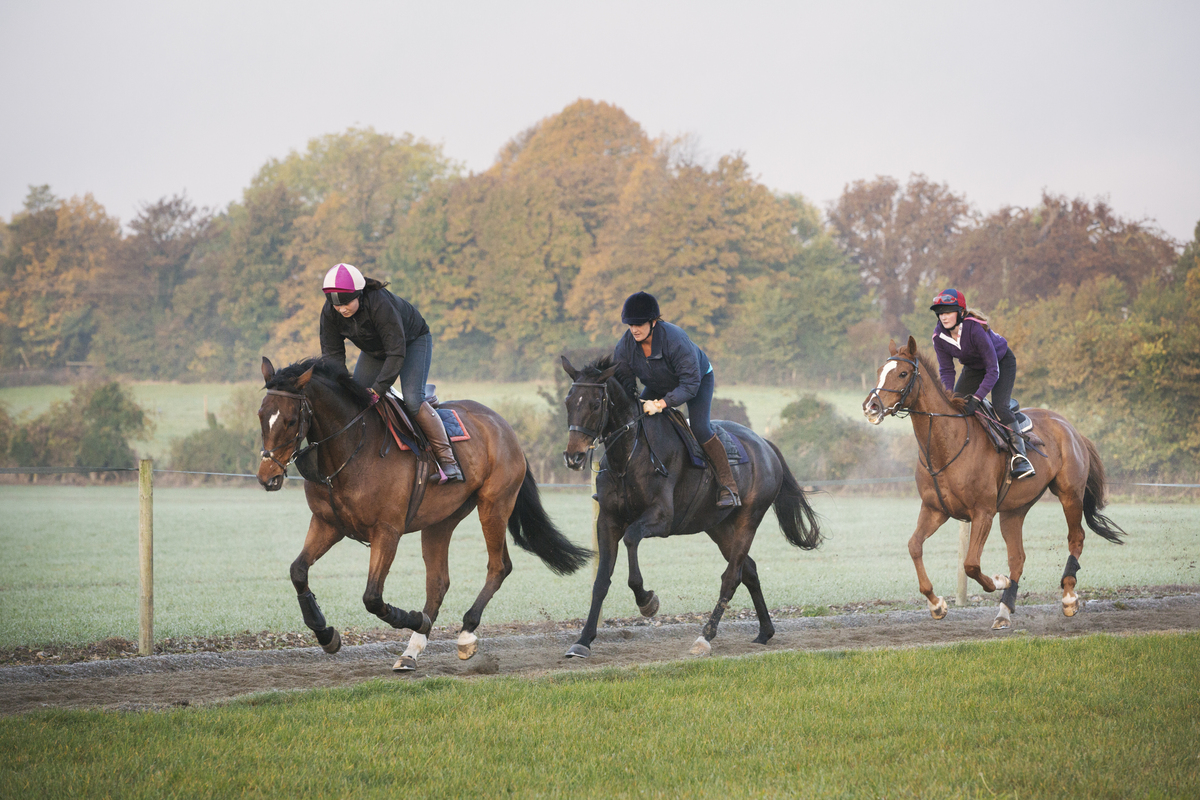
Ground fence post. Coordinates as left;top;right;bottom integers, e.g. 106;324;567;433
956;519;969;607
590;465;599;579
138;459;154;656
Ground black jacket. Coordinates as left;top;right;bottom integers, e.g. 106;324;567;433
319;284;430;395
614;320;711;408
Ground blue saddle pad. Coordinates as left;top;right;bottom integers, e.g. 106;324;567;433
438;407;467;440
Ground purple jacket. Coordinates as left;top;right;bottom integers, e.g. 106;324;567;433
931;317;1009;399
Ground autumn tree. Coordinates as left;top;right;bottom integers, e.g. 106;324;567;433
828;174;970;337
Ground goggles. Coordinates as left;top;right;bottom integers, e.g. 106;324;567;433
328;291;361;307
931;293;961;308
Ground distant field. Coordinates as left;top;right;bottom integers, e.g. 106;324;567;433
1;485;1195;648
0;380;877;460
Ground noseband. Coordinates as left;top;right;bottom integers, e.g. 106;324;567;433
261;389;313;473
567;381;642;449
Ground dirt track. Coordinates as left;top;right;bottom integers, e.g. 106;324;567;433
3;593;1198;716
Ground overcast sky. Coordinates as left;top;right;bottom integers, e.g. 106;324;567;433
3;1;1198;242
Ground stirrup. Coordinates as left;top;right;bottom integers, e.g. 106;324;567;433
1010;454;1036;479
716;486;741;509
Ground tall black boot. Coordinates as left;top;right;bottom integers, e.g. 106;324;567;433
1010;431;1035;480
701;435;741;509
416;402;464;483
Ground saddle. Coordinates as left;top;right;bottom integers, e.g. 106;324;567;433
375;383;439;452
977;397;1044;455
663;408;749;468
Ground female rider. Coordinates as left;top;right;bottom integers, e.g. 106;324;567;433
319;263;463;482
929;288;1035;480
613;291;741;508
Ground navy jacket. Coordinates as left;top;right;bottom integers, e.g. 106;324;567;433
614;320;712;408
931;317;1009;399
320;286;430;396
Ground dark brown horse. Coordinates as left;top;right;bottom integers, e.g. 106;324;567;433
862;336;1125;629
256;356;590;670
560;355;823;657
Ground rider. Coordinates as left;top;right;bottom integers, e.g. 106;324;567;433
929;288;1035;480
319;263;463;482
613;291;741;508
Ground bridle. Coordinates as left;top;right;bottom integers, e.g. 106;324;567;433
261;387;370;486
867;354;974;515
566;379;663;479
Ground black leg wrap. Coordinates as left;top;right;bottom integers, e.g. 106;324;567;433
314;626;336;647
380;604;424;631
1061;554;1081;587
1000;580;1019;613
297;590;328;632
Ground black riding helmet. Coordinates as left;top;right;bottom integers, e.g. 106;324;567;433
621;291;660;325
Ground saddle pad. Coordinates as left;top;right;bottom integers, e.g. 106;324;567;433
396;408;470;451
664;410;748;467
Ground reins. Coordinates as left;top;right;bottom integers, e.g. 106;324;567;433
871;356;972;516
569;380;666;482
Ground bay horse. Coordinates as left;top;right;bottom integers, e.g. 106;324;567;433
256;356;590;670
862;336;1125;629
560;355;823;657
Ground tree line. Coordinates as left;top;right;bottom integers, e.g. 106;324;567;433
1;99;1196;479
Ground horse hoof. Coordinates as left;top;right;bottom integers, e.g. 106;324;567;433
929;597;948;620
991;617;1011;630
1062;592;1079;617
321;628;342;654
564;644;591;659
689;636;712;656
416;612;432;635
457;630;478;660
639;591;660;618
392;656;417;672
992;575;1011;590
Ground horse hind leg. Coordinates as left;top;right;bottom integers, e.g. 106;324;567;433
739;555;775;645
458;500;517;660
626;540;659;617
1059;491;1087;617
692;522;755;656
990;510;1029;631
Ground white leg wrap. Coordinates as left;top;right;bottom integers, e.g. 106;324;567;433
402;632;428;660
992;574;1010;590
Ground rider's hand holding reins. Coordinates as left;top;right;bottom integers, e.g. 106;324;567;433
642;399;667;415
368;388;380;406
963;396;979;416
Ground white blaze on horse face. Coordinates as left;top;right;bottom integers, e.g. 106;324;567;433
268;410;281;431
875;360;898;389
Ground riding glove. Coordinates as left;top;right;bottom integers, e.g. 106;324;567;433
963;396;979;416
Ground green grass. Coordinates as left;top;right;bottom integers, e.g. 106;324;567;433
2;633;1198;797
1;486;1197;648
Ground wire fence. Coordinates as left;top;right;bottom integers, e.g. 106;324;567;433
1;465;1197;488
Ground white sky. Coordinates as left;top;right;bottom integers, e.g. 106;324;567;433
3;1;1198;242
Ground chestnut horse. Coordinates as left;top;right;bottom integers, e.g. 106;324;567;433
862;336;1125;629
256;356;590;670
560;355;822;657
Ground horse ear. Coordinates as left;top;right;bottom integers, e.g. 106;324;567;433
261;357;275;384
560;356;579;380
296;366;315;389
906;335;917;354
598;365;618;382
888;339;898;356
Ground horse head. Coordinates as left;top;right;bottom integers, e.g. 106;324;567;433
862;335;922;425
257;356;315;490
559;355;626;470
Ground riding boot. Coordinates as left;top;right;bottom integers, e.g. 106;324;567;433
701;435;742;509
1009;431;1036;480
416;402;464;483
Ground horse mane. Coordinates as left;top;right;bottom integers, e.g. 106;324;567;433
581;354;639;400
265;356;373;408
911;348;967;411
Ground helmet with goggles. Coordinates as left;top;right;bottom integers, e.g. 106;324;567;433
323;263;365;306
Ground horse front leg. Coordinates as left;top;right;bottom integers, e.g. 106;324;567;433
908;505;951;619
291;516;345;654
565;515;624;658
363;523;431;639
626;539;659;617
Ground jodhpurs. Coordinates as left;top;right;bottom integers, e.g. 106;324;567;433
353;332;433;416
955;350;1018;426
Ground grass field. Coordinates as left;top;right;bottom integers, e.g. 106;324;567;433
1;485;1196;649
0;380;881;461
2;633;1198;797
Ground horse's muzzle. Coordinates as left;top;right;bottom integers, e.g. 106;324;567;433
257;464;286;491
862;394;885;425
563;450;587;471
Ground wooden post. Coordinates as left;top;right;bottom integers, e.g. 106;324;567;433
138;459;154;656
956;519;969;607
590;464;599;579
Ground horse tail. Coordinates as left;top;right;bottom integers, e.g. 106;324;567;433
1081;435;1125;544
766;441;823;551
507;462;593;574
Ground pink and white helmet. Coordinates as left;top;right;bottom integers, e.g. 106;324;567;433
323;263;365;294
